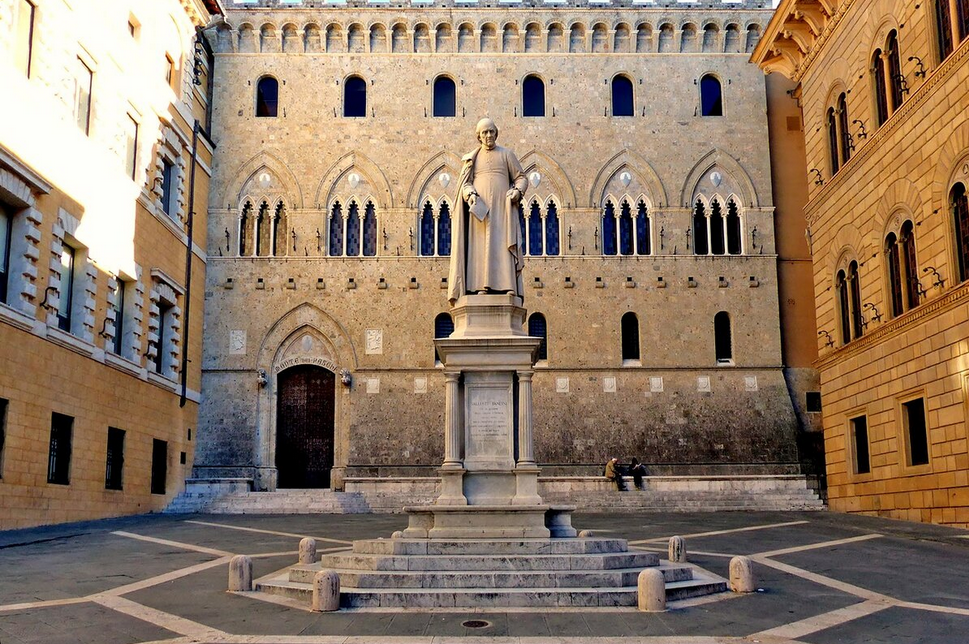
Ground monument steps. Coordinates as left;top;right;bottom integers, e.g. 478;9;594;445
316;551;660;572
165;489;372;514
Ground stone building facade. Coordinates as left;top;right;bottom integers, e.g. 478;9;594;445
194;0;820;493
755;0;969;527
0;0;221;528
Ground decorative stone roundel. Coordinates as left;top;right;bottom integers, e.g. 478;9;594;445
710;171;723;187
529;171;541;188
439;172;451;188
619;171;632;187
348;172;361;189
300;335;315;352
257;171;273;189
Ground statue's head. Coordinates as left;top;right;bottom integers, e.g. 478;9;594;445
475;118;498;149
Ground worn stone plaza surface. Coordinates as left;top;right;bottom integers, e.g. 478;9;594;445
2;511;969;643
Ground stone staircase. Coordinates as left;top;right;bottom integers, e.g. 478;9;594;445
255;536;727;608
166;487;372;514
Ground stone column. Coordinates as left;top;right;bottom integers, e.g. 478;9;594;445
443;371;462;468
517;370;535;466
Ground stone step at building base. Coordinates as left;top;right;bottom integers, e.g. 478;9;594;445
253;537;728;609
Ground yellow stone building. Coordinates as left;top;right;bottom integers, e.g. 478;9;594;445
755;0;969;527
0;0;222;528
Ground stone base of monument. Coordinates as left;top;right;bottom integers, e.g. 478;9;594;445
401;503;577;539
254;537;728;608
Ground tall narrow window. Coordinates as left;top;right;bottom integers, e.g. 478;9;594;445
75;57;93;135
602;200;617;255
958;0;969;42
433;76;456;117
528;201;543;256
344;75;367;117
0;206;12;304
105;428;125;490
903;397;929;466
57;244;76;332
726;200;742;254
612;76;634;116
272;203;284;256
111;279;126;355
154;301;172;374
850;415;870;474
528;313;548;361
522;75;545;117
936;0;954;60
161;159;175;218
714;311;732;363
545;201;560;255
328;202;343;256
363;201;377;257
239;202;252;256
151;439;168;494
437;202;451;256
345;201;360;257
837;93;851;165
849;261;863;340
693;200;708;254
618;200;634;255
621;312;640;362
256;76;279;117
900;221;919;310
886;32;903;111
125;116;139;180
872;50;889;126
837;270;851;344
952;182;969;282
434;312;454;363
827;107;840;175
886;232;904;317
47;413;73;485
0;398;7;478
710;199;725;255
420;202;435;256
15;0;36;77
255;202;268;256
636;201;650;255
700;75;722;116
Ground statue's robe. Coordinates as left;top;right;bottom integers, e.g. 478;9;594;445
447;144;528;304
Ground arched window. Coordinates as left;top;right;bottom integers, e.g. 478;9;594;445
872;49;889;126
345;201;360;256
618;200;634;255
952;182;969;282
886;231;903;317
726;200;742;255
692;200;708;255
837;93;851;165
836;269;851;344
362;201;376;256
522;75;545;117
546;201;560;255
709;199;725;255
602;200;617;255
528;201;543;256
886;31;903;112
826;107;840;175
256;76;278;117
826;92;850;175
434;312;454;363
255;202;269;256
433;76;456;117
636;200;650;255
849;261;863;339
936;0;955;60
745;24;760;53
612;76;633;117
700;74;722;116
714;312;732;363
328;201;343;256
272;202;285;257
344;75;366;117
901;221;920;310
621;312;640;362
420;201;435;256
239;202;252;256
528;313;548;361
437;202;451;256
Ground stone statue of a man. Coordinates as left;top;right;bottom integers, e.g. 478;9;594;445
447;118;528;304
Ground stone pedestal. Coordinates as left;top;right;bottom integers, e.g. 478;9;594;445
403;293;575;539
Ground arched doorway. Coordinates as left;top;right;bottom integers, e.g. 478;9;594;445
276;365;335;488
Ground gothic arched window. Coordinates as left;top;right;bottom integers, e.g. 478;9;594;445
328;201;343;256
621;312;640;362
528;312;548;361
345;201;360;256
239;202;252;256
618;200;634;255
522;75;545;117
602;200;617;255
528;201;543;256
953;182;969;282
726;200;742;255
256;201;271;256
709;199;725;255
437;202;451;256
255;76;278;117
714;311;732;363
433;76;456;117
420;201;435;256
362;201;377;256
272;202;285;257
692;200;709;255
636;200;650;255
612;75;633;116
545;200;560;255
700;74;722;116
344;75;367;117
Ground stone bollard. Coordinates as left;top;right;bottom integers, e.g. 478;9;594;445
668;536;687;563
578;529;595;538
228;555;253;592
298;537;317;564
729;556;755;593
312;570;341;612
637;568;666;612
